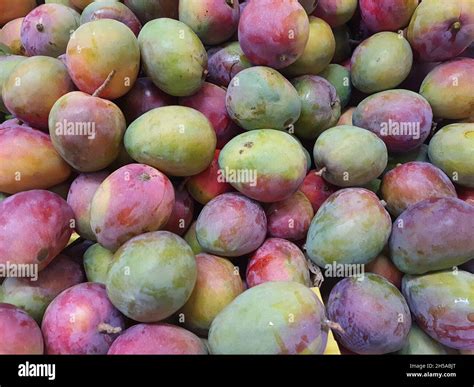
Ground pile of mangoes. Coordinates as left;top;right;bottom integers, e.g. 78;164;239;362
0;0;473;355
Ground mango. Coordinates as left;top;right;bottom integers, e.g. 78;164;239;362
0;304;43;354
80;1;142;36
353;89;433;153
0;126;71;194
390;197;474;274
21;3;80;57
226;66;301;131
0;0;36;26
313;125;388;187
306;188;391;267
42;283;125;354
90;164;175;251
420;58;474;119
292;75;341;140
238;0;309;69
266;191;314;241
2;56;74;129
67;172;108;241
283;16;335;77
402;270;474;350
108;323;208;354
327;273;411;354
0;255;84;322
381;162;457;216
123;0;178;23
313;0;358;27
125;106;216;177
83;243;114;284
360;0;418;32
180;253;244;334
398;324;458;355
246;238;310;288
319;63;352;108
207;41;252;87
138;18;207;97
106;231;197;322
66;19;140;100
219;129;307;202
428;123;474;187
351;32;413;93
407;0;474;62
209;281;328;354
196;193;267;257
0;190;74;271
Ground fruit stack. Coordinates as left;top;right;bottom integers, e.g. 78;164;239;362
0;0;472;355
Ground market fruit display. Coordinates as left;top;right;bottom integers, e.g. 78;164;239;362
0;0;473;357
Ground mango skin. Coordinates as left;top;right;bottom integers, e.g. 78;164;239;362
2;56;75;129
292;75;341;140
83;243;114;284
327;274;411;354
246;238;310;288
196;193;267;257
163;185;194;236
180;253;244;334
219;129;307;202
49;91;126;172
207;41;253;88
306;188;391;267
398;324;458;355
360;0;418;32
125;106;216;177
0;254;84;322
209;281;328;354
420;59;474;119
108;323;208;355
0;126;71;194
407;0;474;62
90;164;175;252
332;25;351;64
428;123;474;187
381;162;457;217
313;125;388;187
402;270;474;350
266;191;314;241
179;0;240;46
20;3;80;57
138;18;207;97
351;32;413;93
66;19;140;100
0;190;74;271
313;0;358;27
390;197;474;275
238;0;309;69
0;303;43;354
319;63;352;108
283;16;335;77
106;231;197;323
352;89;433;153
42;282;125;354
67;172;108;241
226;66;301;131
